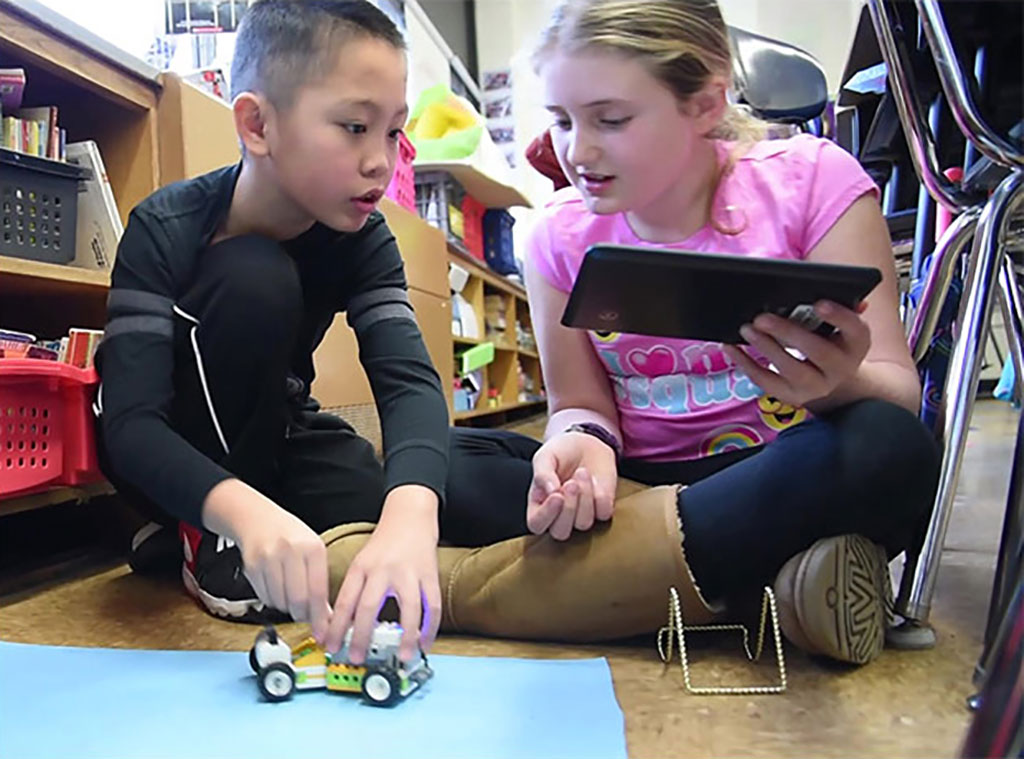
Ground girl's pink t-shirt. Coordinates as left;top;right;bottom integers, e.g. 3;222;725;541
529;134;880;461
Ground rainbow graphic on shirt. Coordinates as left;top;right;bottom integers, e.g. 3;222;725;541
700;424;764;456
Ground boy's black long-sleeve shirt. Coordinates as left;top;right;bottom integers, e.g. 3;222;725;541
96;164;449;527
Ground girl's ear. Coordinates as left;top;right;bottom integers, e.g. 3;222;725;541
685;77;729;136
233;92;274;157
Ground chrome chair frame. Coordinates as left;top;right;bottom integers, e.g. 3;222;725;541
867;0;1024;645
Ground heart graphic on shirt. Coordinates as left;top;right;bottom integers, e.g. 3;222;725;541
626;346;676;377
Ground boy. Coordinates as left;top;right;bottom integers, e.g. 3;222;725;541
96;0;447;664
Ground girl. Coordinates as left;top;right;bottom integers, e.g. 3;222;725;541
438;0;939;665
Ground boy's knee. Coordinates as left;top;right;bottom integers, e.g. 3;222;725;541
294;433;387;532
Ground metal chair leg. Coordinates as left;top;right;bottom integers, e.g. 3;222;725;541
975;410;1024;686
961;578;1024;755
895;171;1024;631
997;253;1024;400
908;208;981;361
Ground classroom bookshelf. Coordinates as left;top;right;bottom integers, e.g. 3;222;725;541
410;154;545;427
0;0;163;513
0;1;160;336
447;243;546;426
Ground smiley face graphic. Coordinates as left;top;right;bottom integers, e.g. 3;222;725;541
757;395;808;431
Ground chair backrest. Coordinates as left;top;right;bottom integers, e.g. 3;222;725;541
728;26;828;125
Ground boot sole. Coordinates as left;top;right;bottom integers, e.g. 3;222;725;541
793;534;886;665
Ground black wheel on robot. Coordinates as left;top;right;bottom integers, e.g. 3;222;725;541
361;667;402;707
258;662;296;702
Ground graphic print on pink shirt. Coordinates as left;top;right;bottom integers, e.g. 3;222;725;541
590;329;780;459
529;135;879;462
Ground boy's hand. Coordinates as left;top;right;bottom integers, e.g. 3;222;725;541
527;432;618;541
721;300;872;408
202;479;332;642
324;485;440;664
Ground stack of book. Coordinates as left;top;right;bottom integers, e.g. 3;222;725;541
0;67;67;161
0;327;103;368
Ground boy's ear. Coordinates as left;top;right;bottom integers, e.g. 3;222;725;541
686;77;729;136
233;92;273;157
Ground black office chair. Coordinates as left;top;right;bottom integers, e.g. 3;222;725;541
729;26;828;125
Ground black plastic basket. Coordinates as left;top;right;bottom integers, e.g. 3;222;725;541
1;147;91;264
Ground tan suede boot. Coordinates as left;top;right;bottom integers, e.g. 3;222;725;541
322;484;715;642
772;533;891;665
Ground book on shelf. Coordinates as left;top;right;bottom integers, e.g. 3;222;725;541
66;141;123;271
0;326;102;367
15;106;59;160
0;68;67;161
1;111;67;160
0;68;26;111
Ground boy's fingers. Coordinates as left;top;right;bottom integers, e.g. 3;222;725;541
347;574;389;665
395;578;422;663
244;567;270;611
325;567;364;654
264;561;287;614
283;553;309;623
420;580;442;652
306;548;331;644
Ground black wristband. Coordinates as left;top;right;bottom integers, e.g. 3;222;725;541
564;422;622;458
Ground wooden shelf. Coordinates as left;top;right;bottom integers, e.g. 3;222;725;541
0;256;111;334
447;243;526;299
454;333;532;354
0;480;115;517
0;255;110;291
454;399;546;421
0;2;160;112
413;159;532;209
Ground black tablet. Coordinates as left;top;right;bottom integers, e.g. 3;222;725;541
561;244;883;344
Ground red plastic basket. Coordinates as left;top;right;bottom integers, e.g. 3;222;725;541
462;193;486;261
0;359;102;498
385;131;417;214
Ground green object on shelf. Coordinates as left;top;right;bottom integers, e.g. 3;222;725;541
458;342;494;375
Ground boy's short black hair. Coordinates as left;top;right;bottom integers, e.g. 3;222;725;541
231;0;406;108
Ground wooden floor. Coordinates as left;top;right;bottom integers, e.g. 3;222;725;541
0;401;1016;758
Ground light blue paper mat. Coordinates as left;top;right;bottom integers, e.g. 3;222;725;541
0;640;627;759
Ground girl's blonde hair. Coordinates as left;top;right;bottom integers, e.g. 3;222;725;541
533;0;765;142
532;0;765;233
